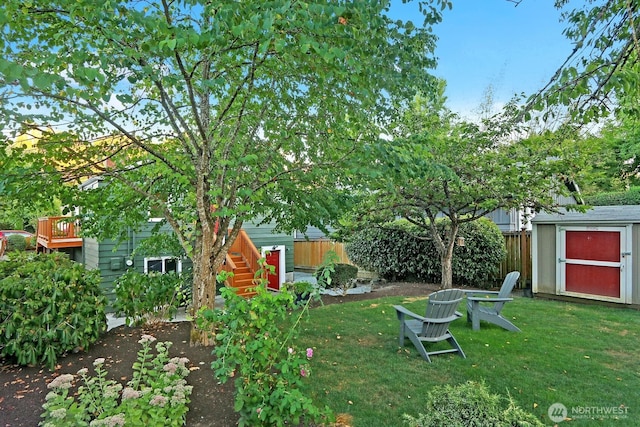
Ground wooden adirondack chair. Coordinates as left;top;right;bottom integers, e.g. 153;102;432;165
466;271;521;332
393;289;466;362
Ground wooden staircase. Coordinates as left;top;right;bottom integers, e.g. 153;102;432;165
220;230;263;298
227;252;257;297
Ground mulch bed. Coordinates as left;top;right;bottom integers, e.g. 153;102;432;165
0;282;438;427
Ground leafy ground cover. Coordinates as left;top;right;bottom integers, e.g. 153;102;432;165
1;281;639;426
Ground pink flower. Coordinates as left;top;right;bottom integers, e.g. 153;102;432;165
163;362;178;374
47;374;74;390
138;334;156;344
287;347;294;354
149;395;168;407
306;348;313;358
122;387;141;400
300;368;308;377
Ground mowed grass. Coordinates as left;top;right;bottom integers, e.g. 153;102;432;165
295;295;640;427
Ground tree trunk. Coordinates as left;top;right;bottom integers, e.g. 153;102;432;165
438;223;458;290
440;241;454;289
189;223;226;347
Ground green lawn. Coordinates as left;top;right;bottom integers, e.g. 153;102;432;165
296;295;640;427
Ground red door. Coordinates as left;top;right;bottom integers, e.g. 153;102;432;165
560;227;627;301
265;250;281;291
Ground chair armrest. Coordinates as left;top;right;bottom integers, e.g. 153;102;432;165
468;296;513;303
465;290;499;297
393;305;426;322
394;305;463;324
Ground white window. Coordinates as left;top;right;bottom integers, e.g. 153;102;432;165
143;256;182;274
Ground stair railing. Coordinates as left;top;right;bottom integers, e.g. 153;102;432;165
222;253;237;289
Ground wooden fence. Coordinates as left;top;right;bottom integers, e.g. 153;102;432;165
499;231;531;287
293;231;532;287
293;240;352;271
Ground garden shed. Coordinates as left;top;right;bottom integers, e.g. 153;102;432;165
531;206;640;306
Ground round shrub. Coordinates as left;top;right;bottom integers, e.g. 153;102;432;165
345;218;506;287
453;218;507;286
0;252;107;369
314;263;358;289
402;380;544;427
5;234;26;252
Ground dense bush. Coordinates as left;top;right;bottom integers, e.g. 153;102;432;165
583;186;640;206
402;380;543;427
0;252;106;369
5;234;26;252
315;263;358;289
112;270;188;326
345;218;506;287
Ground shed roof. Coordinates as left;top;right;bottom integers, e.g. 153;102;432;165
532;205;640;225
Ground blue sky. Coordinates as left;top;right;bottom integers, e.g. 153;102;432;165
390;0;575;119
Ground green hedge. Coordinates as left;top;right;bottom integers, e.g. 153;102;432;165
345;218;506;287
0;252;107;369
583;187;640;206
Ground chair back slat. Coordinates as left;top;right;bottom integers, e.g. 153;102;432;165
495;271;520;313
421;289;464;338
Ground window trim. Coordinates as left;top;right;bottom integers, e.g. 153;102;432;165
143;256;182;274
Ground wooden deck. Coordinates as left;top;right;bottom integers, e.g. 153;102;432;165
37;216;83;250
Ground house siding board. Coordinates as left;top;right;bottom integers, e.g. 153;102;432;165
83;238;100;270
485;209;513;232
97;239;130;304
633;224;640;305
242;221;294;273
87;222;186;303
294;226;334;240
534;224;556;294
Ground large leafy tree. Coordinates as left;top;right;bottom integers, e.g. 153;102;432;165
528;0;640;123
353;92;580;289
522;1;640;193
0;0;449;339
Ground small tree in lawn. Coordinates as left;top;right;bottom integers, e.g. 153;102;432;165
0;1;452;344
352;91;582;289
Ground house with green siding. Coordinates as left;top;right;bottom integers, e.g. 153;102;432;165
81;219;293;302
78;175;294;301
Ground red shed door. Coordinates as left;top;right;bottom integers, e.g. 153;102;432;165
265;249;281;291
559;227;628;302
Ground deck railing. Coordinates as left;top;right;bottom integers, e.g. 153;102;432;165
37;216;82;249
